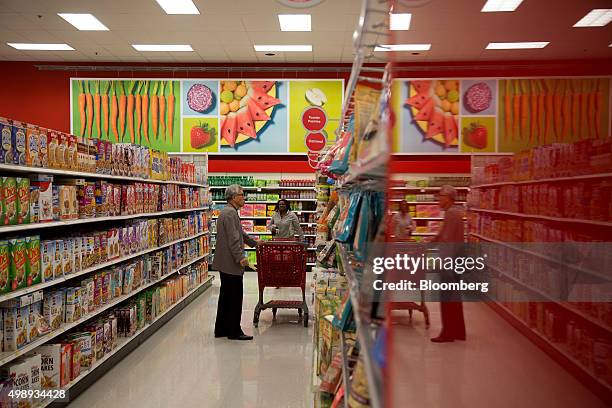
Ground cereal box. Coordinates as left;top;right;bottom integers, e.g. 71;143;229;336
68;135;77;170
102;272;110;305
9;238;28;291
40;240;55;282
111;267;123;298
71;332;93;370
25;125;40;167
5;360;30;403
62;239;73;276
56;133;68;169
2;177;17;225
84;235;95;268
12;121;26;165
105;141;113;174
0;118;13;164
57;185;71;220
28;302;40;343
26;236;41;286
43;290;64;330
16;177;30;225
94;273;103;308
0;241;10;294
29;184;40;223
241;220;254;232
85;279;94;314
110;315;117;349
52;184;60;221
27;353;42;394
105;182;114;216
93;233;101;265
38;128;49;168
53;239;64;279
47;130;59;169
78;182;95;218
38;344;68;389
72;237;81;273
3;306;29;351
70;185;78;219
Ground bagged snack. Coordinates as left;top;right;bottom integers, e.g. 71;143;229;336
2;177;18;225
26;236;41;286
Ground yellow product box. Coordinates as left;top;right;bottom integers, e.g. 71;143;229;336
253;225;268;233
253;204;266;217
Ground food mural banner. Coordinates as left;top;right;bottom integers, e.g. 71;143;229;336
392;77;611;154
70;78;343;154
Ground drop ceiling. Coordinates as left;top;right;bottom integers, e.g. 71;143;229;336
0;0;610;64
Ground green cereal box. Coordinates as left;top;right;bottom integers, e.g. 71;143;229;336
16;177;30;225
26;236;41;286
2;177;17;225
9;238;28;291
0;240;10;294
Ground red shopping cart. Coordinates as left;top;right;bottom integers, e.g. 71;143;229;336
253;239;309;328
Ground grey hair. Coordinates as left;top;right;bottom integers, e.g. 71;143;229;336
439;185;457;200
225;184;243;202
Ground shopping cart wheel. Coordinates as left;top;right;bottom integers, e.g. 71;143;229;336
272;308;278;319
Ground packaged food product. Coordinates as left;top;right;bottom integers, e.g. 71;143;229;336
95;181;108;217
0;240;9;294
27;353;42;395
38;128;49;168
84;235;95;268
59;343;72;387
12;121;26;165
53;239;63;279
68;134;77;170
26;236;41;286
52;184;60;221
2;177;18;225
42;290;63;330
0;118;13;164
28;301;40;342
9;238;28;291
40;240;54;282
5;360;30;404
38;343;66;388
29;184;40;223
57;185;71;220
73;237;82;273
16;177;30;224
3;306;29;351
47;130;59;169
78;182;95;218
71;332;94;370
63;239;73;276
26;124;41;167
64;288;79;323
56;133;68;169
102;272;110;304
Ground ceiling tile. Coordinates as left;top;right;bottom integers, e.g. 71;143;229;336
247;31;313;44
240;14;279;32
213;31;252;45
0;13;40;30
285;53;314;63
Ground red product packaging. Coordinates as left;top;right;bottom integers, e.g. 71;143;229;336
93;233;102;265
68;135;77;170
134;183;143;214
47;130;60;169
105;141;113;175
113;185;121;215
94;273;103;308
38;127;49;168
95;140;105;174
121;185;129;216
100;233;108;263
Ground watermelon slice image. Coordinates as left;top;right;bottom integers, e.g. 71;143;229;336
247;97;271;122
250;88;281;110
250;81;275;93
405;93;429;110
411;80;432;94
425;108;445;139
221;113;238;147
235;107;257;139
443;114;458;147
413;98;435;122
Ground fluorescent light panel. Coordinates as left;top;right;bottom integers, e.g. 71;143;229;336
389;13;411;30
374;44;431;51
254;45;312;52
58;13;108;31
278;14;311;31
155;0;199;15
7;43;74;51
481;0;524;12
573;9;612;27
486;42;549;49
132;44;193;51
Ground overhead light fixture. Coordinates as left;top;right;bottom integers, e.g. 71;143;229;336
573;9;612;27
254;45;312;52
374;44;431;51
57;13;109;31
389;13;411;30
278;14;311;31
132;44;194;51
486;41;549;49
481;0;524;12
155;0;200;15
7;43;75;51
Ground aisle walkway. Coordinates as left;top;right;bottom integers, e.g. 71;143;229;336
69;273;314;408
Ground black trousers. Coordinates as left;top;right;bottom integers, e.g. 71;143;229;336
214;272;244;337
438;269;466;339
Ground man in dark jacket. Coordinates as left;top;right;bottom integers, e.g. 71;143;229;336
213;184;258;340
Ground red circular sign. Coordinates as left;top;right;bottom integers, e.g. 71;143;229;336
307;150;320;161
301;107;327;132
305;132;326;151
308;159;319;169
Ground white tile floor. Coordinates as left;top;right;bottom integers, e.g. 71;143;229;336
67;274;606;408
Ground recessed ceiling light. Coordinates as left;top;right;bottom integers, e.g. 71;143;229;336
389;13;411;30
58;13;109;31
254;45;312;52
132;44;194;51
374;44;431;51
481;0;524;12
278;14;311;31
486;42;549;49
7;43;74;51
155;0;200;15
573;9;612;27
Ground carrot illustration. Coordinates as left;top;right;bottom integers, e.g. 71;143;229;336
167;81;175;143
595;78;604;139
135;81;142;143
151;81;159;139
571;79;581;139
110;82;119;142
504;80;512;141
512;79;521;140
580;79;589;139
587;79;597;138
520;79;530;140
117;82;126;141
85;82;94;137
537;80;545;144
159;82;166;140
529;80;539;143
142;81;150;144
78;81;86;136
562;80;571;142
101;81;110;139
544;79;555;143
93;81;101;137
126;81;136;143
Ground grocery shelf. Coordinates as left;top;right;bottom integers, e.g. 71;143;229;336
469;232;610;281
0;231;209;304
0;207;209;234
39;275;214;408
472;172;612;188
469;208;612;227
411;232;437;236
488;263;612;333
0;252;210;367
213;199;317;203
210;186;315;190
0;163;207;188
244;231;272;235
413;217;444;221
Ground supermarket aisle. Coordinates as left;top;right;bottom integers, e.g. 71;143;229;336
388;302;607;408
68;273;314;408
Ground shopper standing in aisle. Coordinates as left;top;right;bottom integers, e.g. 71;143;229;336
213;184;258;341
430;185;466;343
269;199;305;241
391;200;416;240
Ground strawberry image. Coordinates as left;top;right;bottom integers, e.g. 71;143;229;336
190;122;217;149
462;122;488;149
